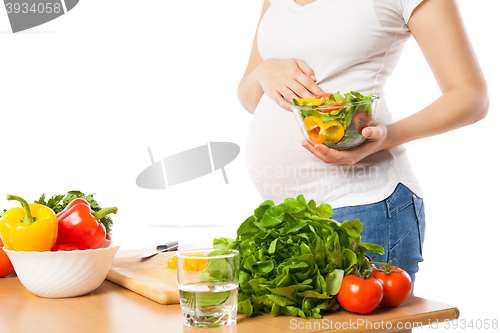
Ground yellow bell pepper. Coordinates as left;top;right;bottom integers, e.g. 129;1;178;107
295;97;324;106
0;195;58;252
167;254;207;271
303;116;345;144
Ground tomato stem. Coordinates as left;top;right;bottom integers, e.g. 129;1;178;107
353;264;374;279
372;259;400;274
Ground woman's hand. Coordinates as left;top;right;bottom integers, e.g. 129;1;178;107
255;58;324;111
302;124;390;165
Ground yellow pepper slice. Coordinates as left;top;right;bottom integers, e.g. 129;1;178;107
303;116;345;144
0;195;58;252
322;122;345;143
183;254;207;271
167;253;207;271
295;97;324;106
303;116;323;143
167;255;177;269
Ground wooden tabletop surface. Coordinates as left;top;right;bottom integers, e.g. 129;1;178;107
0;276;459;333
0;247;460;333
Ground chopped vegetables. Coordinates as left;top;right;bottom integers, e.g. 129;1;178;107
295;97;325;106
167;256;177;269
292;91;378;149
183;254;207;271
303;116;344;144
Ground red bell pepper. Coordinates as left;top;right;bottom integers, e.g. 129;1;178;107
52;198;117;251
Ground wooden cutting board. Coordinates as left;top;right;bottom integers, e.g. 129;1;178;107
106;251;179;305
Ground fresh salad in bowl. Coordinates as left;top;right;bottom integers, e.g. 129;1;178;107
291;91;379;150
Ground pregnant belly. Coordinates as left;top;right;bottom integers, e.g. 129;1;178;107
246;94;306;161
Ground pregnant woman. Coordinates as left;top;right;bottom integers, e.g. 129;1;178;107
238;0;488;287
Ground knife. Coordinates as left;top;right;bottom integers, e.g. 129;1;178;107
138;241;178;259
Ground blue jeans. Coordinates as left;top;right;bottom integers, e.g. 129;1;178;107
330;183;425;292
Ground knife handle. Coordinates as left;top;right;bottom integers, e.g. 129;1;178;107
157;241;178;251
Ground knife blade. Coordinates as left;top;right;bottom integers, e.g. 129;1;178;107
138;241;178;259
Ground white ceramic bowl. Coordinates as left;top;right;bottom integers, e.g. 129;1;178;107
3;239;120;298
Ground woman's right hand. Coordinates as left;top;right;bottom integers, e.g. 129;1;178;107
255;58;324;111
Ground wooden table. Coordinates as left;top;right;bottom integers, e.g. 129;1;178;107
0;275;458;333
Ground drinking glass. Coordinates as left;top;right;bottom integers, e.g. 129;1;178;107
176;249;239;328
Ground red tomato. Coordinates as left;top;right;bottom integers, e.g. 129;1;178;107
373;267;412;307
314;93;334;100
314;93;344;113
337;275;383;314
0;243;14;277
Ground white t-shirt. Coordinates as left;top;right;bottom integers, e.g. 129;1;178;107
245;0;425;208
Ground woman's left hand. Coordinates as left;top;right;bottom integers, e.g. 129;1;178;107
302;124;390;165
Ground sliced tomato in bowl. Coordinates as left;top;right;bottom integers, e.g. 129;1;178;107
314;93;334;100
314;93;344;113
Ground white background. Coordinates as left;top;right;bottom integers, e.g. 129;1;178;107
0;0;498;331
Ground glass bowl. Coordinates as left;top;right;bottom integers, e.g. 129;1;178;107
292;95;380;150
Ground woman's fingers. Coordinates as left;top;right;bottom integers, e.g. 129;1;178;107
295;59;324;96
302;139;346;164
301;124;390;165
302;140;362;165
256;58;325;111
269;90;294;111
362;126;386;139
296;75;324;97
302;140;331;163
286;80;315;100
272;80;315;111
295;59;315;78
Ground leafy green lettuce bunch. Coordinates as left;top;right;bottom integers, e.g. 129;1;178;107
213;195;384;319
